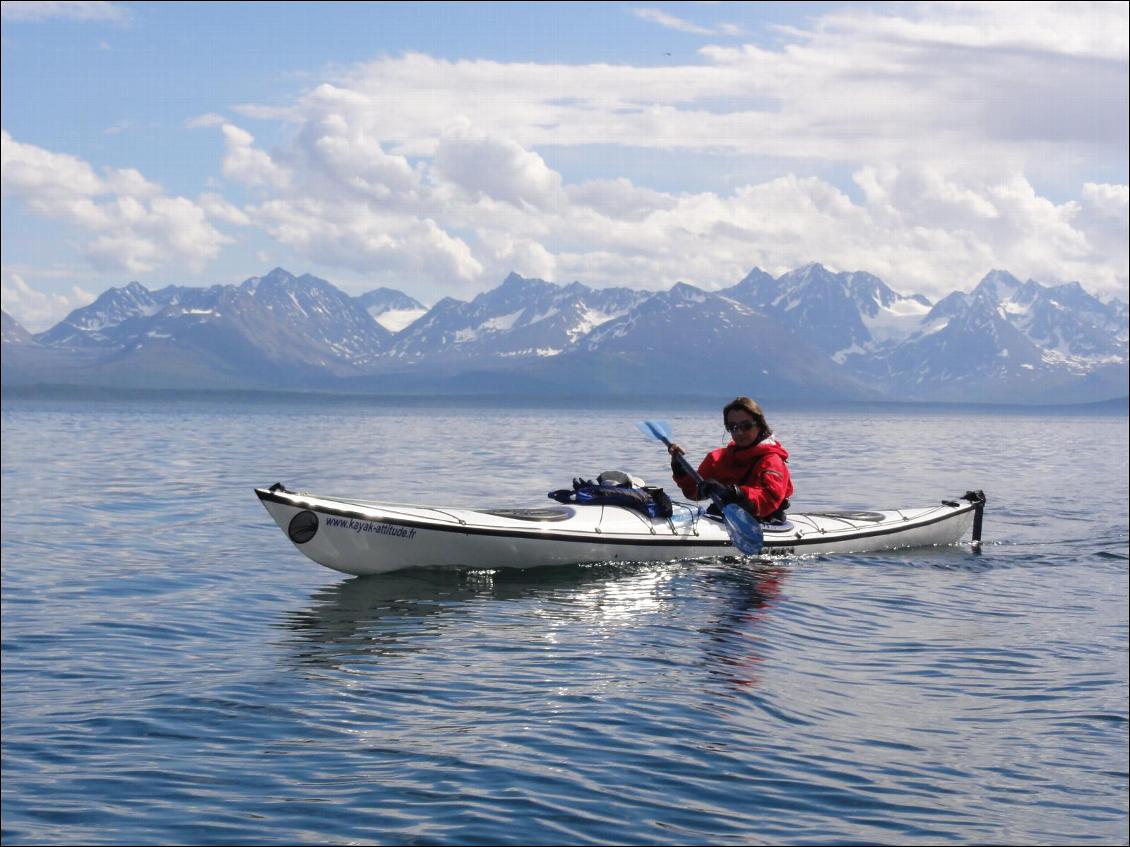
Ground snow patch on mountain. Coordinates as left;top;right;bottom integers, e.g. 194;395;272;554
861;296;932;345
372;308;427;332
484;310;523;332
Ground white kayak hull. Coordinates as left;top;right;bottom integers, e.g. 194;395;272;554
255;485;985;577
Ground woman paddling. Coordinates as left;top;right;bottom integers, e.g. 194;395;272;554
667;396;793;523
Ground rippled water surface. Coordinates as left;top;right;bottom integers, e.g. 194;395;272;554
2;395;1127;845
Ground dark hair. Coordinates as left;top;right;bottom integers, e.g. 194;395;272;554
723;396;771;438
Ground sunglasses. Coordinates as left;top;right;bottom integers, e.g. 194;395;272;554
725;420;758;434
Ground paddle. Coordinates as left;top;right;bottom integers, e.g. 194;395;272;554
637;420;764;555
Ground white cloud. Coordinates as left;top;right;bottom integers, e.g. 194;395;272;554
631;7;747;38
211;117;481;291
1;271;95;332
8;3;1126;305
200;54;1127;301
1;1;127;22
288;109;420;202
102;119;131;135
185;113;226;129
1081;181;1130;222
1;131;230;275
302;1;1125;170
472;162;1126;301
632;8;716;36
198;192;250;226
1074;182;1130;290
480;235;558;282
813;2;1128;62
219;124;291;189
432;122;564;210
248;196;482;285
566;178;677;222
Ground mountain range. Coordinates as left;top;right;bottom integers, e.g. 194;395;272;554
3;264;1127;404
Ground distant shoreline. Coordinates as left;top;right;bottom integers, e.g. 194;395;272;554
3;383;1127;416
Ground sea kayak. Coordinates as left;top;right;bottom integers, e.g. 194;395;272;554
255;484;985;577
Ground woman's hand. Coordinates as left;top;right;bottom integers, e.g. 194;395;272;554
668;442;686;475
700;478;742;505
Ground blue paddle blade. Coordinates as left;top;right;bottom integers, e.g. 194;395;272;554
637;419;672;442
722;503;764;555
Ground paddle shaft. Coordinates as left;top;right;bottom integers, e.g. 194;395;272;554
654;432;728;511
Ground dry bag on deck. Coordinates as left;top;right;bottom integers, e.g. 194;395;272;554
548;475;673;519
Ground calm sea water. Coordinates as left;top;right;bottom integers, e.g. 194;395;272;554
2;394;1127;845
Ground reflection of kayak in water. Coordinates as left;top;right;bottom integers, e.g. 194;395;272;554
255;484;986;577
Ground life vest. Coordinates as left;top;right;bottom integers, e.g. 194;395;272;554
734;450;790;523
674;437;793;521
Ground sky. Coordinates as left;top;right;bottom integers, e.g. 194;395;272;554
2;1;1127;331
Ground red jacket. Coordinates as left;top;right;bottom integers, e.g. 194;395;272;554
673;438;793;519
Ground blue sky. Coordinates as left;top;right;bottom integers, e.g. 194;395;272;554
2;1;1127;330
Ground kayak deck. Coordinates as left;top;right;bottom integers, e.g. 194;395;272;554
255;484;985;576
